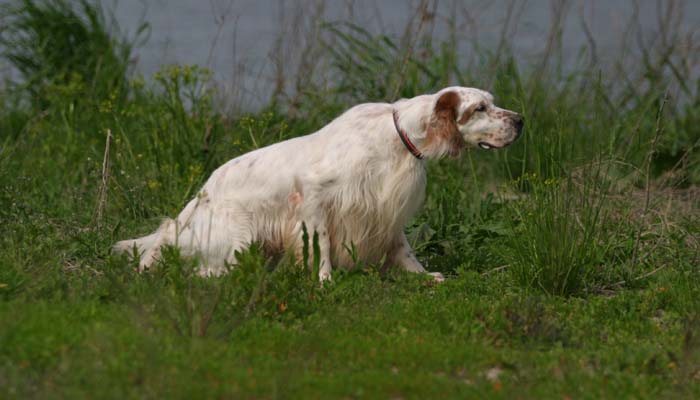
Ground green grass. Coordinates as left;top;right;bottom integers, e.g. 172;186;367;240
1;265;699;398
1;0;700;398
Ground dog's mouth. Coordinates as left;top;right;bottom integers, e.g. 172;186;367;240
478;142;501;150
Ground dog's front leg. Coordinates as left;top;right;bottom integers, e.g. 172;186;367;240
306;219;333;282
296;204;333;282
289;179;333;282
389;232;445;282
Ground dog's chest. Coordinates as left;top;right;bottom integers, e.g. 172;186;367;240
325;158;426;264
377;162;426;217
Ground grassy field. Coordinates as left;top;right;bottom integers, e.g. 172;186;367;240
1;0;699;398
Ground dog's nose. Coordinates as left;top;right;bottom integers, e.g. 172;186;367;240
513;115;524;134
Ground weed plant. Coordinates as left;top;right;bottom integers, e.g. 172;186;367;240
504;170;610;296
0;0;146;107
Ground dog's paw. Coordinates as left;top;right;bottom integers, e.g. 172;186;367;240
427;272;445;283
319;270;332;283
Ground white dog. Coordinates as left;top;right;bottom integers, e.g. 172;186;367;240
114;87;523;281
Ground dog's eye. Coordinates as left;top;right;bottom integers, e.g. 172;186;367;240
475;104;487;112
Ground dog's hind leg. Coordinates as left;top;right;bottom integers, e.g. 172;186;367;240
388;232;444;282
198;215;255;277
138;218;178;271
175;197;257;277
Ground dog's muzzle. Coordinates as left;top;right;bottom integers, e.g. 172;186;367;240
477;114;525;150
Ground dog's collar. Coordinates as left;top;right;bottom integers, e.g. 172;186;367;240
392;110;424;160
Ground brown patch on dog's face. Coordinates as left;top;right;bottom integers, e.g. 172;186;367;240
457;101;487;125
425;91;466;157
458;107;474;125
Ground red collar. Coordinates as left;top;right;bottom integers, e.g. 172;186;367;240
392;110;424;160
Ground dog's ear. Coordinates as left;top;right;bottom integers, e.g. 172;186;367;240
426;91;463;155
434;91;460;120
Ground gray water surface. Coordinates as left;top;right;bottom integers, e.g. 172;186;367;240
4;0;700;109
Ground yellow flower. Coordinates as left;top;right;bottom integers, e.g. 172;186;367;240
188;164;204;183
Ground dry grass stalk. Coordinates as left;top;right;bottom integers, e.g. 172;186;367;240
94;128;112;229
630;92;669;269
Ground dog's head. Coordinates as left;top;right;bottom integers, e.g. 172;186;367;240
425;87;523;157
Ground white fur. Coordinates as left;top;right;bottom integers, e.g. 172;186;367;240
113;87;522;281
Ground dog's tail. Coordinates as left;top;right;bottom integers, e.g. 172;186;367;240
112;195;202;261
112;230;162;256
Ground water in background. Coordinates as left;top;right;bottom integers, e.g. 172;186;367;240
4;0;700;110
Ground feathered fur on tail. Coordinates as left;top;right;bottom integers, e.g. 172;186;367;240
112;231;160;256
